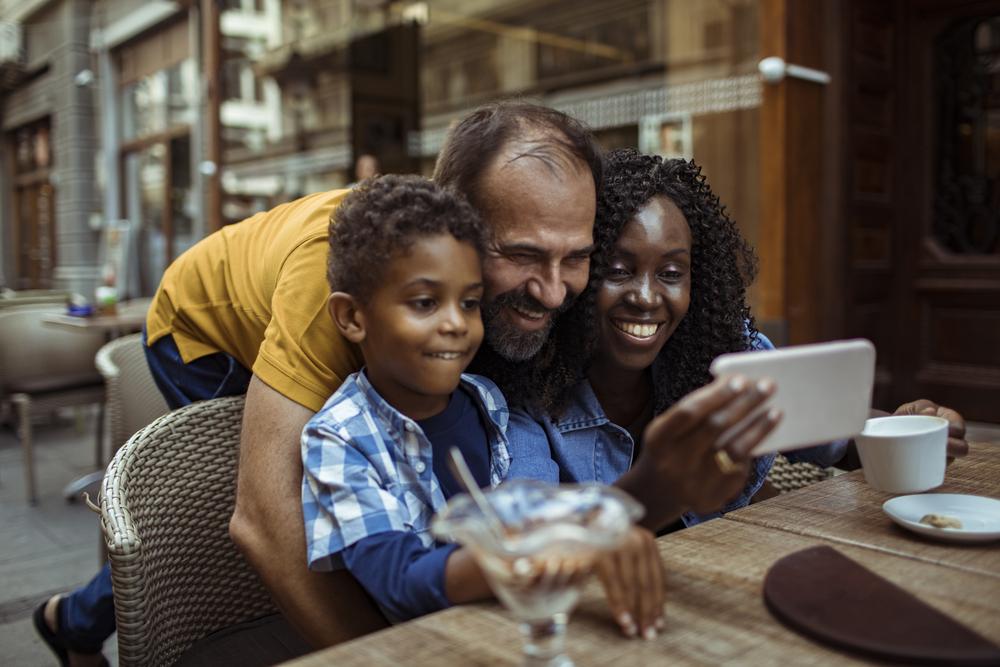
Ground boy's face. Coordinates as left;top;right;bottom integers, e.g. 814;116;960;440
346;234;484;419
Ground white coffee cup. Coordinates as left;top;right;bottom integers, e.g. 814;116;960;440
855;415;949;494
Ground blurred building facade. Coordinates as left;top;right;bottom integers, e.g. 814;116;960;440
0;0;97;293
1;0;998;420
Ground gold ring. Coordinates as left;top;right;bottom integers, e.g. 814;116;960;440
714;450;740;474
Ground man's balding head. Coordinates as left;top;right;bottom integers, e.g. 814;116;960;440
433;101;602;214
434;101;601;367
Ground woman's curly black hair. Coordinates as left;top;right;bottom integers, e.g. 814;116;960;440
595;149;760;414
327;174;485;301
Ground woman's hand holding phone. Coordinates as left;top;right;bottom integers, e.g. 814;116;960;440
619;375;782;528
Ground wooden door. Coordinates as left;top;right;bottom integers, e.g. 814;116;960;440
349;23;421;176
8;120;55;289
899;1;1000;422
13;181;56;289
845;0;1000;422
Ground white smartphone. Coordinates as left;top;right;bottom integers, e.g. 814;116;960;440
709;338;876;455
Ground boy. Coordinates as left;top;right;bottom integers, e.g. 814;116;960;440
301;174;505;622
302;174;664;637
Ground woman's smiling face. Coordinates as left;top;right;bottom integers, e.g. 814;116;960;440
594;195;692;374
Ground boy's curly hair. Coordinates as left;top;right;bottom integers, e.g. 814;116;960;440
594;149;760;413
327;174;486;300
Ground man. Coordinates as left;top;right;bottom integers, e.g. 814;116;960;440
353;153;379;182
35;102;605;666
227;102;601;649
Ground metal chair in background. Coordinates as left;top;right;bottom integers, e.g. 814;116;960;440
95;332;170;459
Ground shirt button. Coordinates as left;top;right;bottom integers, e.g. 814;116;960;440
414;460;427;473
404;423;415;432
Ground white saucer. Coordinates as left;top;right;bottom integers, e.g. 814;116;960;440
882;494;1000;543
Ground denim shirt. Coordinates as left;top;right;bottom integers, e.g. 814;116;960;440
505;332;847;527
506;380;776;527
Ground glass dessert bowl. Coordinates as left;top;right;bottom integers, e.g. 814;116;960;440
432;480;643;667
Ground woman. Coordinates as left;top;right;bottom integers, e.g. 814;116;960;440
506;149;967;637
509;149;791;521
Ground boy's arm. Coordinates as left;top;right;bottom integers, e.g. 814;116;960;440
229;376;387;647
301;403;493;620
443;547;494;603
340;532;492;622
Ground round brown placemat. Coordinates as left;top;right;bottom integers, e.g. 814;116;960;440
763;545;1000;665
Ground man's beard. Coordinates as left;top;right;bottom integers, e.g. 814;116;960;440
481;288;573;362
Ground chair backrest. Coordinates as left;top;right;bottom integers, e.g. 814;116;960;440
766;454;833;494
0;289;76;308
0;305;105;394
95;333;170;452
100;395;278;667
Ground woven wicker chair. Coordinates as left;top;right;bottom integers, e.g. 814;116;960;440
95;332;169;456
766;454;833;494
100;395;278;666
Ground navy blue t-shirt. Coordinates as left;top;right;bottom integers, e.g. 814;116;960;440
419;386;492;496
339;387;493;622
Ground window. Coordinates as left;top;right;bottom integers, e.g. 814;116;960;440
8;119;56;289
118;29;197;296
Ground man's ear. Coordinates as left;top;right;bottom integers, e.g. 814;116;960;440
328;292;367;344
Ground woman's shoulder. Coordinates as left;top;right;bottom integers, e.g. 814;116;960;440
750;331;776;351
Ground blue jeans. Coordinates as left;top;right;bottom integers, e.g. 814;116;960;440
144;329;253;411
61;329;251;650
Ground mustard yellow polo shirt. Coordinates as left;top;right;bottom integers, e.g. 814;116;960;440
145;189;363;412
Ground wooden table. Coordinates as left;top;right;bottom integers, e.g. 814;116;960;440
285;443;1000;666
726;441;1000;579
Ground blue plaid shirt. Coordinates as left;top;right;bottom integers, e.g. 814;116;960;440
302;370;511;571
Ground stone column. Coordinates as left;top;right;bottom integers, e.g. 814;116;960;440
52;0;100;296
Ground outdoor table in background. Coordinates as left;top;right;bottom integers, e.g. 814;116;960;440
41;308;148;336
40;299;150;499
282;442;1000;666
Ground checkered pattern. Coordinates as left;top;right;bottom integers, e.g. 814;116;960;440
302;371;510;571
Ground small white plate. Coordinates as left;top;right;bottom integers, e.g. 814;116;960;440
882;494;1000;543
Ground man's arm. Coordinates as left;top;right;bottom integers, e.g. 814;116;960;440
229;375;388;648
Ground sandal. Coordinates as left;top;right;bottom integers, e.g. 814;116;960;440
32;596;109;667
32;599;68;667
